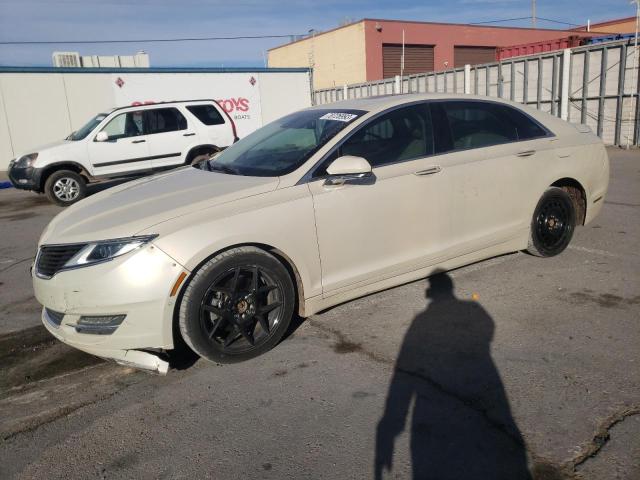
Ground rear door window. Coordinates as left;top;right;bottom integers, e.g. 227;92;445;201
145;108;187;135
186;104;226;126
441;101;518;150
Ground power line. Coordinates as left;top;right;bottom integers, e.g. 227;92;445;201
469;16;582;27
0;15;585;46
469;17;532;25
535;17;581;27
0;34;306;46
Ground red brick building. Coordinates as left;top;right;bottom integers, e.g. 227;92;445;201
269;19;603;89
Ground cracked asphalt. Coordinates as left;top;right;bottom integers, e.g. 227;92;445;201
0;148;639;479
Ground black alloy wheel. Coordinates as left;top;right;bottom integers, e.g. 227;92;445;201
527;187;576;257
179;247;295;363
200;266;284;353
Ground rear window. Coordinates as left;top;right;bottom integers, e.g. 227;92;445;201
187;105;226;126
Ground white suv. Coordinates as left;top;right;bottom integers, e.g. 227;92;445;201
8;100;238;205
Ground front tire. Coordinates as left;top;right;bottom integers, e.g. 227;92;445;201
179;247;295;363
44;170;87;206
527;187;576;257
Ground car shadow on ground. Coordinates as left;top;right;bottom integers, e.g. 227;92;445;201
86;178;133;196
374;270;547;480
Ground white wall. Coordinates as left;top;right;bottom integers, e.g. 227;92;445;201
0;69;312;171
257;71;312;125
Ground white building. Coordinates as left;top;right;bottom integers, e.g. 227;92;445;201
52;51;150;68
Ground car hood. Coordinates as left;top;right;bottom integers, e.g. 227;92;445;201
40;167;280;245
18;139;72;161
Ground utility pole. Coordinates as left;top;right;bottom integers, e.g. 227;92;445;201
400;29;405;93
308;29;316;70
626;0;640;148
532;0;536;28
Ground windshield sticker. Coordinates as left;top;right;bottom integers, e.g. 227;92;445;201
319;112;358;122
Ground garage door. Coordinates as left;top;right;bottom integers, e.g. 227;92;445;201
454;46;496;68
382;44;435;78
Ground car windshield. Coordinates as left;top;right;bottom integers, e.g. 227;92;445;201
208;108;366;176
68;113;108;141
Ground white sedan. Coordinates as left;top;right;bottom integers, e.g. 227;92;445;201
33;94;609;373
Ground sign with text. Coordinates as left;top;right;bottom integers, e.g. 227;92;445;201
111;73;262;138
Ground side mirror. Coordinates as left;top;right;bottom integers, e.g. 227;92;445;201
324;155;373;186
95;131;109;142
326;155;372;175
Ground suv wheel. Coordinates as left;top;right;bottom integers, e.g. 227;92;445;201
44;170;87;206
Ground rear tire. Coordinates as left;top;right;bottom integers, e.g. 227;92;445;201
527;187;576;257
179;247;295;363
44;170;87;207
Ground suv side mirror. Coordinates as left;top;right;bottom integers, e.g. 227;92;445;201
95;131;109;142
324;155;373;186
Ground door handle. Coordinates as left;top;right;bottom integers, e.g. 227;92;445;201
132;139;146;144
516;150;536;157
183;133;196;137
414;166;442;176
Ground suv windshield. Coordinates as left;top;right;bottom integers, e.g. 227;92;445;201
68;113;108;141
209;109;366;177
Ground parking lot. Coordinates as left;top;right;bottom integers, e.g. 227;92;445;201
0;147;638;479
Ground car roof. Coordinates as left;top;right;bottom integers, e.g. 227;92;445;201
110;99;217;113
309;93;523;114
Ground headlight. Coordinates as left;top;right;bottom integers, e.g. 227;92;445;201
65;235;157;269
14;153;38;168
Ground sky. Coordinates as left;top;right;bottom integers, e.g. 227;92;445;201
0;0;634;67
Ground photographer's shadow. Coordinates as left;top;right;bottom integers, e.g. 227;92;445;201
375;271;532;480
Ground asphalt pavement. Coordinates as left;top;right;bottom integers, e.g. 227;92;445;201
0;148;638;479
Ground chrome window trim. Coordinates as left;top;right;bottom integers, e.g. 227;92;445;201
296;98;555;185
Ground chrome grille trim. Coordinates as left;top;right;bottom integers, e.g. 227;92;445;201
36;243;87;278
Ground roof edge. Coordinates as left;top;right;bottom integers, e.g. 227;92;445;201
268;17;600;53
0;66;311;74
571;15;636;30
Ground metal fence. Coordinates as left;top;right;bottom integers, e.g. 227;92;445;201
314;39;639;147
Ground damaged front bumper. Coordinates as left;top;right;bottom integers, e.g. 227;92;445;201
42;308;169;374
33;243;189;375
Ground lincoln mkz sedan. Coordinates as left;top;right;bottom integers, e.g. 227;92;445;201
33;94;609;373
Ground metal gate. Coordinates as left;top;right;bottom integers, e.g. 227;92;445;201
314;38;639;147
382;44;435;78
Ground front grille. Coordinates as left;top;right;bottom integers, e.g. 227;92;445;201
36;244;87;278
44;308;65;327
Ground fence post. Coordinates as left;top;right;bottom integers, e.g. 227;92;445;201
343;84;348;100
395;75;402;94
560;48;571;120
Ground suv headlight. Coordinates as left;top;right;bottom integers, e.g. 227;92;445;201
14;153;38;168
65;235;157;268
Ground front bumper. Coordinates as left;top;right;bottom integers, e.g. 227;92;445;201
42;309;169;374
34;243;189;371
8;160;43;191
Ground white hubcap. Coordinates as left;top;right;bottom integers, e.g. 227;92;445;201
53;178;80;201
